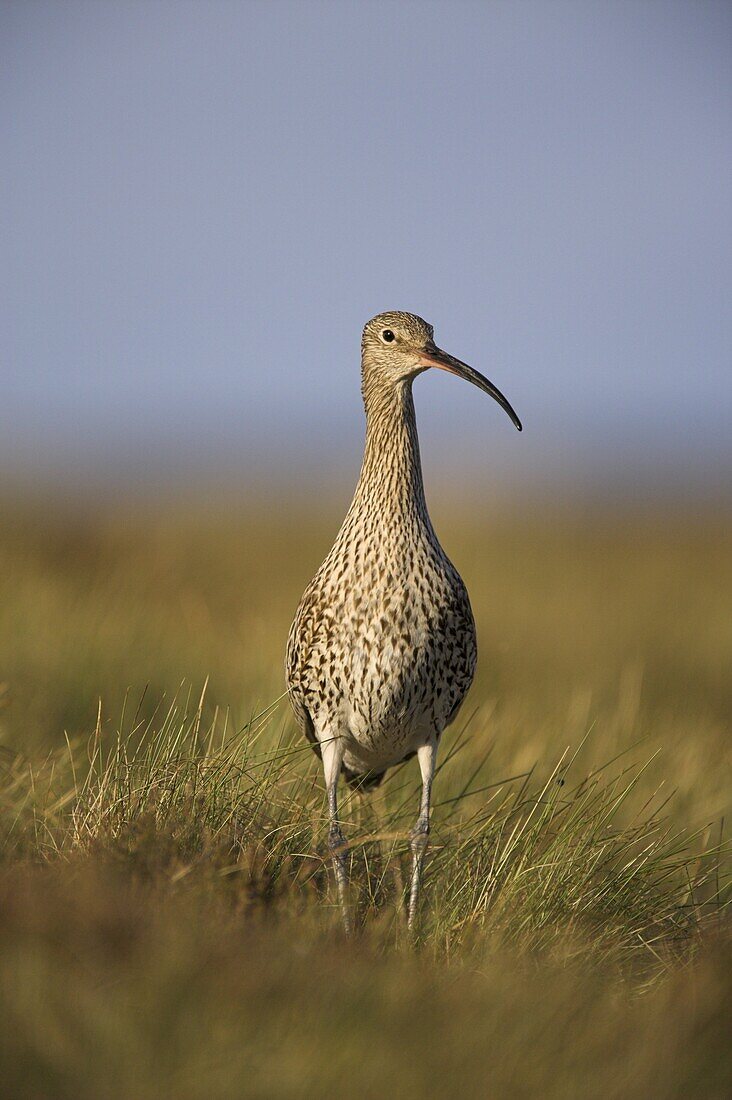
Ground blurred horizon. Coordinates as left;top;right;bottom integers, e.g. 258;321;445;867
2;0;731;498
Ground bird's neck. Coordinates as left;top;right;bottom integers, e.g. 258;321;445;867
354;379;429;520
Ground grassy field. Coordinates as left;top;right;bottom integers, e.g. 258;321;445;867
1;486;730;1098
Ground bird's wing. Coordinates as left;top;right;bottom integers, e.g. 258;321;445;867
285;587;322;758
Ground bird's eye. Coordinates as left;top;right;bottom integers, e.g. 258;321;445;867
381;329;396;343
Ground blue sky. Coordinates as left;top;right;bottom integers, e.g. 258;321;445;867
2;1;730;492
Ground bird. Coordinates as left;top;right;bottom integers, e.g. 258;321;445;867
286;311;521;931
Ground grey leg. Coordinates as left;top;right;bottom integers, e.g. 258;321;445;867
320;735;351;934
408;738;437;931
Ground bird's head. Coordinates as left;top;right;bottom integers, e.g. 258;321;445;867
361;311;522;431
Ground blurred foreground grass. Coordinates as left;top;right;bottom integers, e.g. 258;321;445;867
0;488;730;1097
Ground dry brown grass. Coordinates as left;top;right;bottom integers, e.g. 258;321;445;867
0;487;730;1096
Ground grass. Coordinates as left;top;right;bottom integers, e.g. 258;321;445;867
0;488;730;1096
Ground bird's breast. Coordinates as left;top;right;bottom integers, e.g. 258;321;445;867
289;539;476;761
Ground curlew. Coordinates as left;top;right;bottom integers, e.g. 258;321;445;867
286;311;521;930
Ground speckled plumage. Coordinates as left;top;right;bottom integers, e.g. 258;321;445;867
286;358;476;782
285;311;521;929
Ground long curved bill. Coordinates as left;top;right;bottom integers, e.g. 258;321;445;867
419;344;522;431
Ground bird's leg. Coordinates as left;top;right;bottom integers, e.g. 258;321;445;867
408;738;437;932
320;735;351;934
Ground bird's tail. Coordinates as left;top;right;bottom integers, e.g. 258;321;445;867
342;764;386;792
